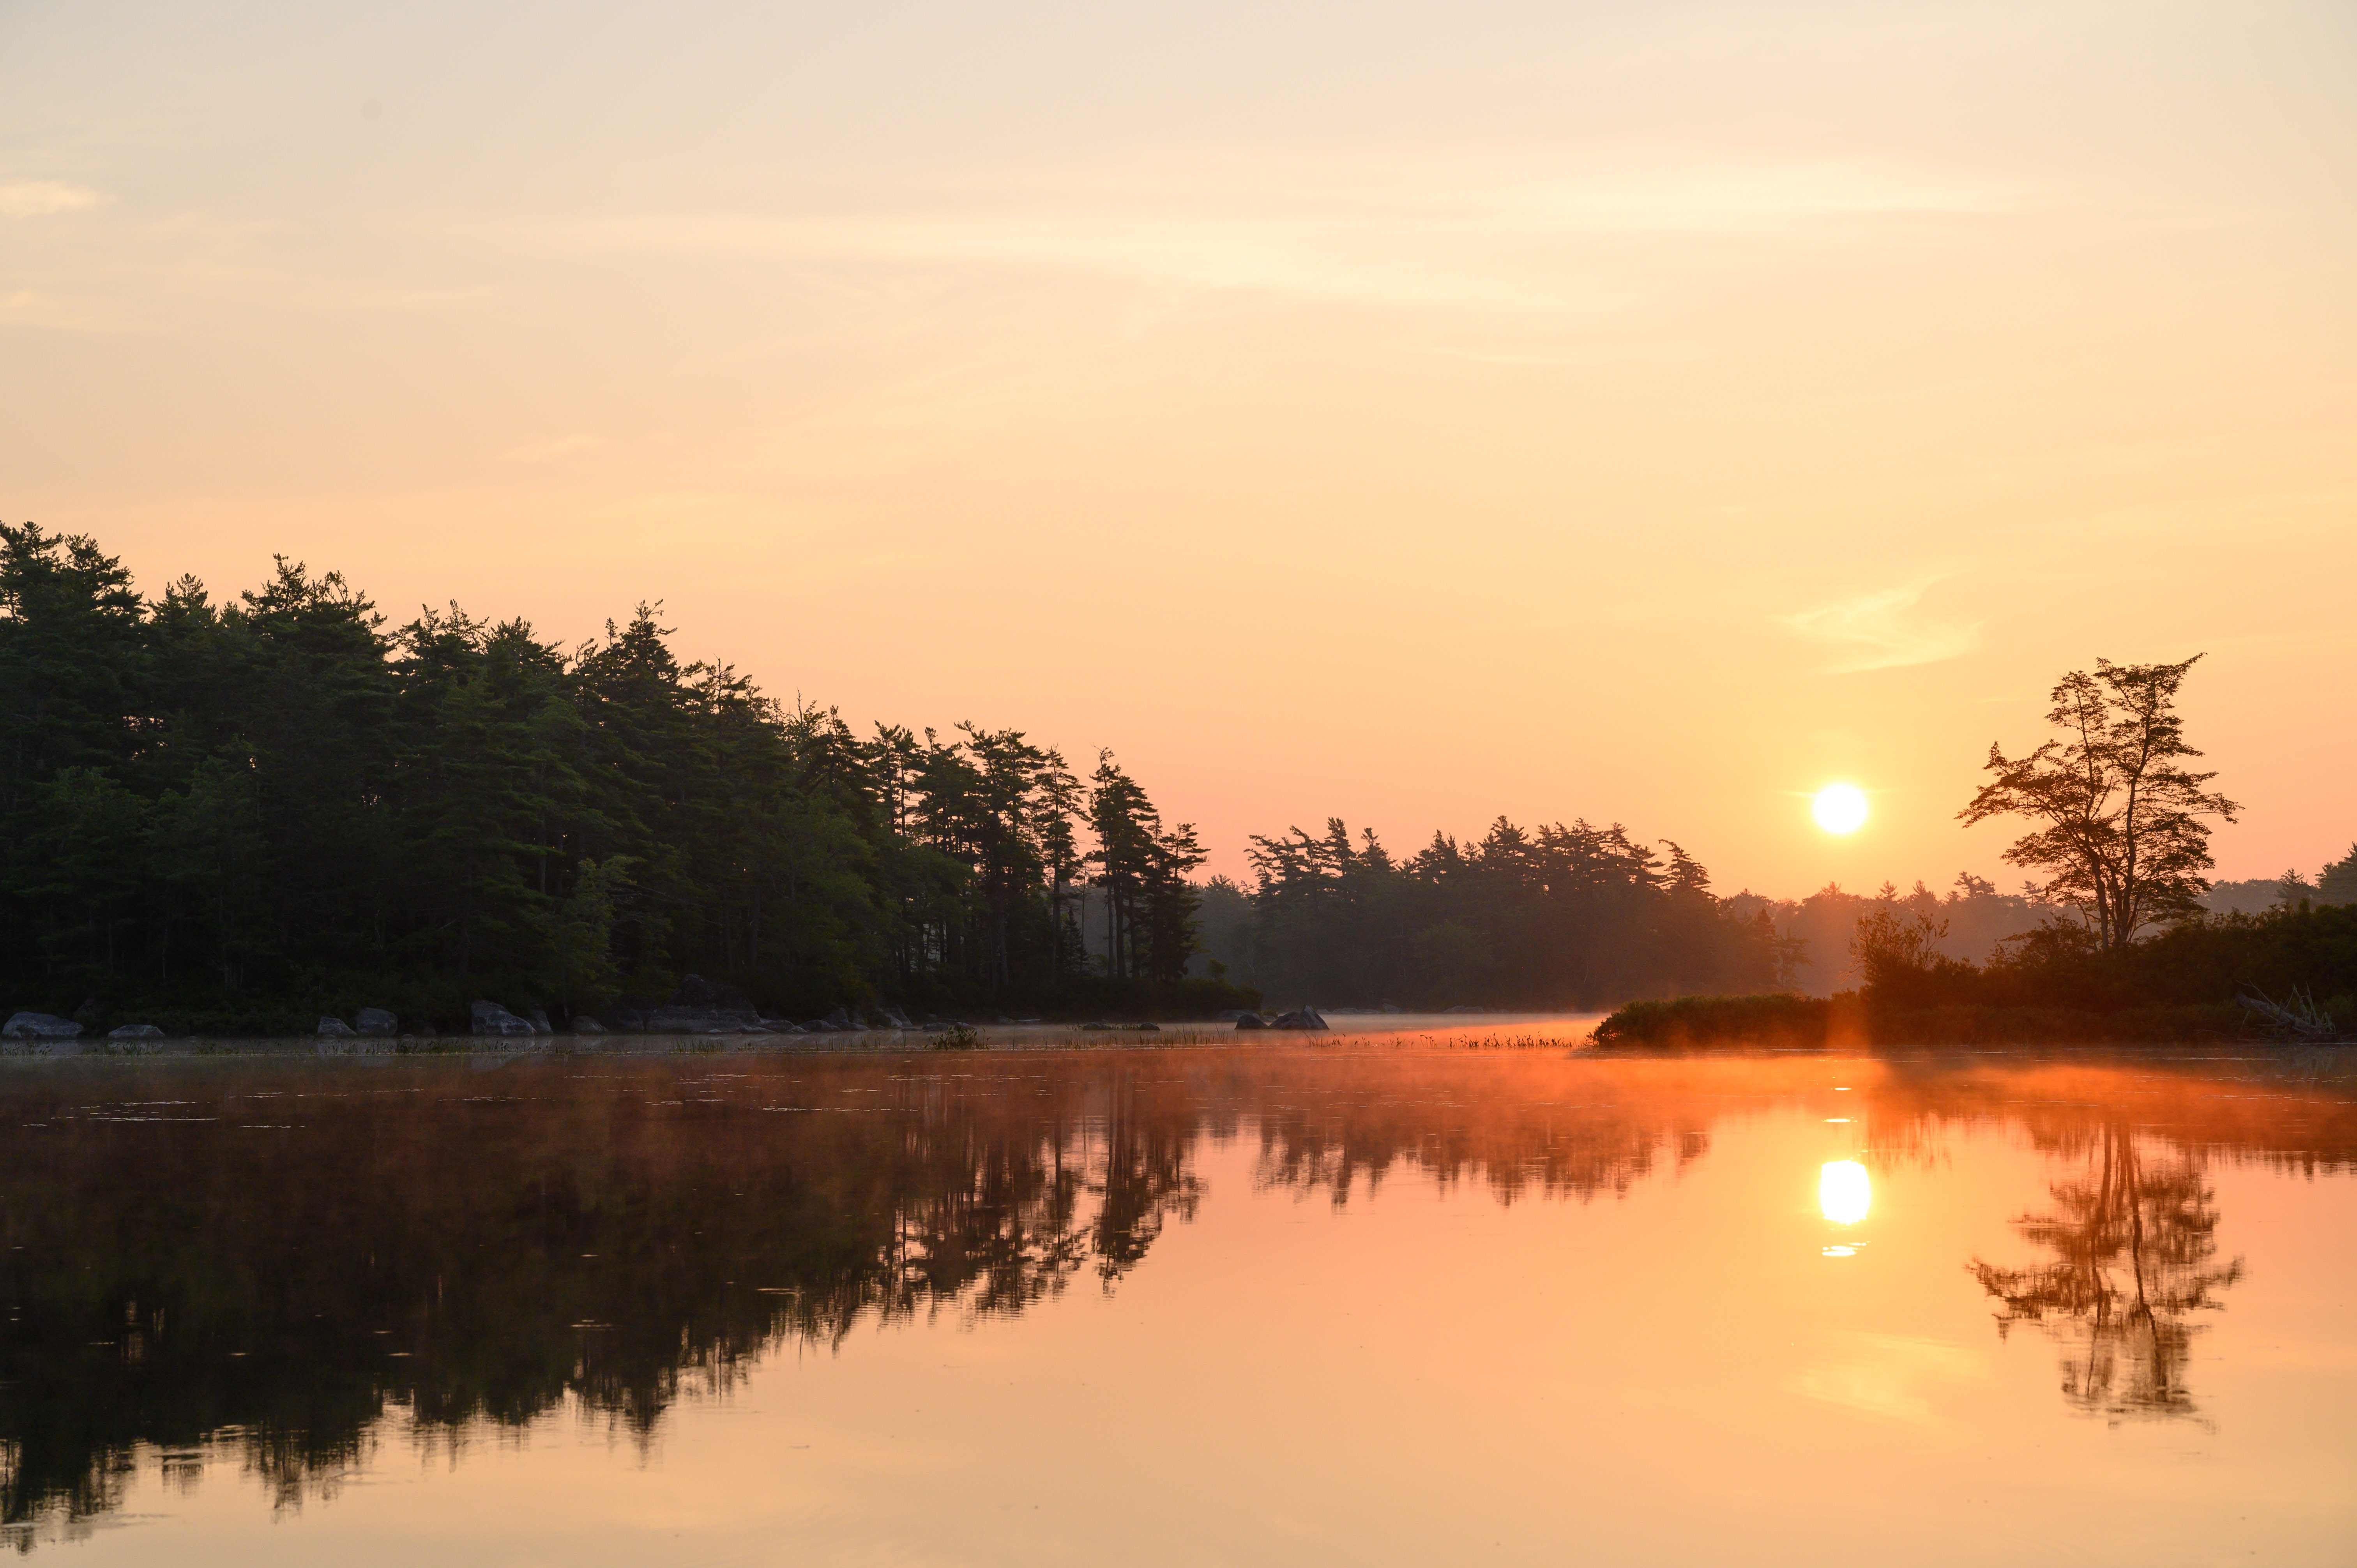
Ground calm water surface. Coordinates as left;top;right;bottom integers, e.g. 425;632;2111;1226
3;1037;2354;1564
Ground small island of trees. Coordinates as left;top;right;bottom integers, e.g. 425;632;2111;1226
1597;655;2357;1047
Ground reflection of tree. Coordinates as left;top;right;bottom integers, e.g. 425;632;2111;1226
0;1059;1204;1547
7;1051;2341;1547
1969;1125;2244;1422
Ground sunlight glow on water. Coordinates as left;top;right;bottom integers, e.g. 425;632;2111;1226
6;1047;2357;1564
1820;1159;1871;1225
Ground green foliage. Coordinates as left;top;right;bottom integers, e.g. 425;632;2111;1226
0;524;1221;1024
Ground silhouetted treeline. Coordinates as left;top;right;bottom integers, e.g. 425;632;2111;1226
1724;875;2051;996
1728;872;2357;1004
2207;849;2357;917
1193;816;1793;1009
1852;900;2357;1018
0;523;1221;1029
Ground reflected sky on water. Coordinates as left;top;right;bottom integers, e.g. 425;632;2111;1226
3;1044;2355;1564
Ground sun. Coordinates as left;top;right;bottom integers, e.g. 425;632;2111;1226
1813;783;1868;835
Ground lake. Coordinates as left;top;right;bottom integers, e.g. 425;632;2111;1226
3;1032;2353;1564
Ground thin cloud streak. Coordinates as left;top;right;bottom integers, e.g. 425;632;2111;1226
525;150;2074;318
0;179;107;219
1780;580;1983;673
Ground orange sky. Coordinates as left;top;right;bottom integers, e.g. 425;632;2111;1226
3;0;2352;893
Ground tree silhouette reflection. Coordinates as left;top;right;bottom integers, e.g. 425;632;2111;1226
1969;1124;2245;1422
3;1051;2343;1545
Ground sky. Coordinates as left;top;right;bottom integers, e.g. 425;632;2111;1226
3;0;2352;896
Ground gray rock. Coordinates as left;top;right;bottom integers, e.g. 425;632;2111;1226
1269;1008;1329;1030
878;1005;913;1029
108;1024;166;1039
318;1016;356;1037
355;1008;398;1035
647;1006;737;1033
572;1015;608;1034
470;1000;537;1037
637;976;763;1035
1233;1013;1269;1030
4;1012;82;1039
801;1018;836;1033
529;1007;554;1035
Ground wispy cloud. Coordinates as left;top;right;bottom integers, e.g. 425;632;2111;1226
1781;579;1981;672
527;150;2067;321
0;179;107;219
0;288;110;330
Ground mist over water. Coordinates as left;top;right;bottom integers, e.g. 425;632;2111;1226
4;1039;2354;1563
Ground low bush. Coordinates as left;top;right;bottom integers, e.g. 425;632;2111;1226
1591;993;1833;1049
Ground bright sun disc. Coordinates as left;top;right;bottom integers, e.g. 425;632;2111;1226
1820;1160;1871;1225
1813;783;1868;834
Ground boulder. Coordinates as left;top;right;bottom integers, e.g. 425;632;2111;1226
1233;1013;1269;1030
642;975;763;1034
877;1005;913;1029
108;1024;166;1039
825;1006;864;1032
571;1015;608;1034
800;1018;836;1033
647;1006;740;1033
470;1000;537;1037
318;1016;356;1037
4;1012;82;1039
1270;1008;1329;1030
529;1007;554;1034
355;1008;398;1035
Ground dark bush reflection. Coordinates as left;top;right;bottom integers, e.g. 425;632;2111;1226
2;1050;2352;1545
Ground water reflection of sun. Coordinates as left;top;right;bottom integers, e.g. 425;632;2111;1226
1820;1159;1871;1225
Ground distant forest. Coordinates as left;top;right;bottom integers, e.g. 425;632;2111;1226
1190;819;1790;1008
1200;832;2357;1008
0;524;1781;1031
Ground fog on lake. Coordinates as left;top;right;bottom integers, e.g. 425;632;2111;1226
4;1035;2354;1564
